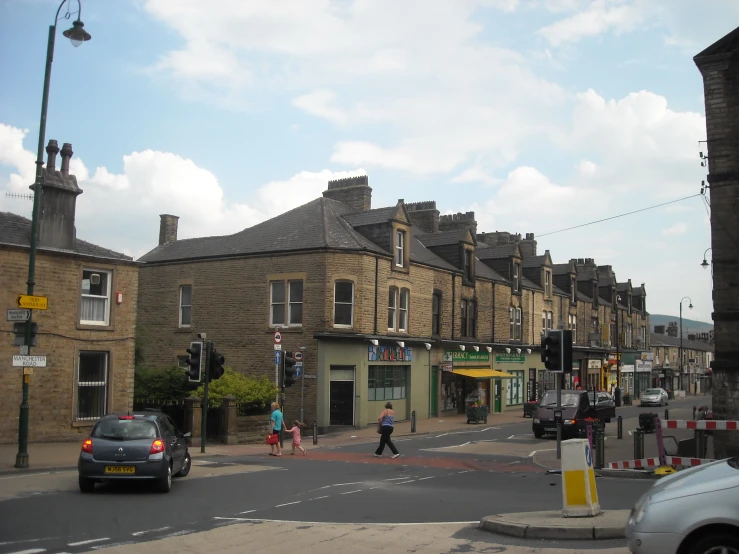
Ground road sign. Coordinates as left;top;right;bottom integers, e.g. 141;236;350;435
7;309;31;322
273;344;282;351
294;351;303;362
19;345;29;355
295;362;303;377
12;355;47;367
23;367;33;375
295;367;301;378
273;330;282;344
16;295;48;310
275;351;281;365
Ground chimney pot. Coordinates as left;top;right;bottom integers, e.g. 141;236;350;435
159;214;180;246
46;140;59;171
60;143;74;176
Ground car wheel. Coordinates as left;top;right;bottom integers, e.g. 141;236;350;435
79;476;95;493
687;532;739;554
158;464;172;493
175;453;191;478
534;430;543;439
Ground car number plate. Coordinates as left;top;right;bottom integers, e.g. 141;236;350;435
545;427;556;432
104;466;135;474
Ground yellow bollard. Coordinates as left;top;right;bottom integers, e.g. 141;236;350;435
561;438;600;517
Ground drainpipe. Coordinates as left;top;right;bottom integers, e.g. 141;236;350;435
491;282;496;344
451;273;456;339
374;256;379;335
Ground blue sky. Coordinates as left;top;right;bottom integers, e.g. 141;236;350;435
2;0;735;323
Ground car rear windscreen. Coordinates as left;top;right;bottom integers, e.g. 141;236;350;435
91;419;158;440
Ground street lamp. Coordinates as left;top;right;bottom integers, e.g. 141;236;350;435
679;297;693;395
701;248;712;269
615;294;621;401
15;0;92;469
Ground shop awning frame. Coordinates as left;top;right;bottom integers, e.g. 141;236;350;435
452;369;517;379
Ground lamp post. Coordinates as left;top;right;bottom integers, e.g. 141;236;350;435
701;248;712;270
15;0;91;469
615;294;621;399
679;296;693;396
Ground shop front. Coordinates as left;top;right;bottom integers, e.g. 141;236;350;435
493;351;536;413
316;340;430;430
634;357;651;397
440;350;493;414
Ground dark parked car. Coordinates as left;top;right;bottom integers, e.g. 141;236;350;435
590;391;616;423
78;412;191;493
532;390;614;439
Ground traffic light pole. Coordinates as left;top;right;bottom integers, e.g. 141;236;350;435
279;354;284;448
201;340;212;454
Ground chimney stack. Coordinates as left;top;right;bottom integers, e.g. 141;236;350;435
159;214;180;246
46;140;59;171
38;139;82;251
60;143;73;176
405;201;439;233
323;175;372;212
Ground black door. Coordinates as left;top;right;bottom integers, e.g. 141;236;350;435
330;381;354;426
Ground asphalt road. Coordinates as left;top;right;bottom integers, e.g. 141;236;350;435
0;399;704;554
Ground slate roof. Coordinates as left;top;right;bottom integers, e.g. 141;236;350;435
616;282;632;292
552;263;574;275
0;211;133;261
633;286;646;296
553;285;568;296
476;244;519;260
576;266;598;281
342;206;397;227
417;229;473;248
476;259;507;282
650;332;714;352
694;26;739;61
139;198;387;263
522;254;549;269
577;291;592;302
522;276;542;291
409;236;457;272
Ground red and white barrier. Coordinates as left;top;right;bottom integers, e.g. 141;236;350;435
665;456;715;467
662;420;738;431
608;458;661;470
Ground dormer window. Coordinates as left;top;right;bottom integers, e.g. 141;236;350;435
513;263;521;293
570;277;576;304
592;283;597;306
395;230;405;267
628;294;632;315
545;271;551;297
463;249;473;281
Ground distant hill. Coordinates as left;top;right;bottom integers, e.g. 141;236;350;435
649;314;713;334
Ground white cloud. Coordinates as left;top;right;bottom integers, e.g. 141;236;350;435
0;123;364;259
293;90;348;125
537;0;646;47
661;222;687;237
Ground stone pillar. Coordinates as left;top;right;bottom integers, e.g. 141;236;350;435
184;395;202;447
221;395;238;445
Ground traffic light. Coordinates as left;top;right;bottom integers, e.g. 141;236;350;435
541;330;573;373
185;341;204;382
210;347;225;381
13;322;38;347
283;352;296;388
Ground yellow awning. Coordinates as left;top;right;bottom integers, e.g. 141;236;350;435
452;369;517;379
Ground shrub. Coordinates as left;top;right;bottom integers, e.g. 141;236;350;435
196;368;278;407
134;365;193;403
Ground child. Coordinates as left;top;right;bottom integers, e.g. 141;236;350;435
285;420;307;455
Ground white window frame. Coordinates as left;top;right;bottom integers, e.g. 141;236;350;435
288;280;303;326
269;281;286;327
515;307;522;340
541;311;547;336
388;287;397;331
547;311;553;331
545;271;551;297
80;269;112;326
571;277;576;304
395;230;405;267
509;307;515;340
569;314;577;343
464;250;473;281
399;289;409;332
77;351;109;421
513;264;520;292
179;285;192;328
333;281;355;328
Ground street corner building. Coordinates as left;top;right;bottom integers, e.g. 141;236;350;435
0;140;139;444
136;175;650;434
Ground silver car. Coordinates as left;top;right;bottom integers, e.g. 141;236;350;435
640;388;669;407
626;457;739;554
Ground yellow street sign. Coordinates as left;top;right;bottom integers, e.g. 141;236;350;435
23;367;33;375
16;294;48;310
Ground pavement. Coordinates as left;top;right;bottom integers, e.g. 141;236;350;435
480;510;630;540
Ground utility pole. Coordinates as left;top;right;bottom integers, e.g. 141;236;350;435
201;339;212;454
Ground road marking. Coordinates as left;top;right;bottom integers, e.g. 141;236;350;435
384;477;413;481
161;531;193;538
213;517;255;522
0;472;52;480
193;460;216;465
7;549;46;554
528;450;537;457
229;518;480;526
92;542;135;550
418;476;434;481
395;479;416;484
340;490;362;495
275;501;302;507
309;496;329;500
456;470;472;475
68;538;110;547
238;510;257;514
131;527;171;536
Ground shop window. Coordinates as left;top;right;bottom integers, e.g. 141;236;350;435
506;370;524;405
368;366;407;400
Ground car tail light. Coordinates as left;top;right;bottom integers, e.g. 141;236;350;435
82;439;93;453
150;439;165;454
118;415;135;420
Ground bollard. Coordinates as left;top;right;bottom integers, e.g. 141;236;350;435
313;420;318;445
617;416;623;440
634;428;644;461
695;430;706;458
665;408;669;421
411;410;416;433
561;439;600;516
693;405;697;420
594;428;605;470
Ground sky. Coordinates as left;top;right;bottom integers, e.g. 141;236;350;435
1;0;733;324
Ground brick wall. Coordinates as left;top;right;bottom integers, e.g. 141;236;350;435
0;246;138;443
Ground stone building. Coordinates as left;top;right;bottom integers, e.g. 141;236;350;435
0;140;139;444
694;25;739;458
136;175;650;432
650;329;714;394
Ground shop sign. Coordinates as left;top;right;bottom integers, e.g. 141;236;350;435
621;364;635;373
368;345;413;362
635;360;652;372
588;359;602;369
443;350;490;362
572;361;580;371
440;361;453;372
641;352;654;361
494;353;525;363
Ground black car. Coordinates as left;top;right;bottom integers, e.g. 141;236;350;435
78;412;191;493
532;390;614;439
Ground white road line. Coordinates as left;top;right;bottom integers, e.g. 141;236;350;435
395;480;416;484
7;549;46;554
213;517;254;521
131;527;171;536
340;490;362;495
456;470;472;475
418;476;434;481
230;518;480;526
92;542;135;550
529;450;537;457
160;531;193;538
238;510;257;514
0;472;52;480
275;501;302;508
507;434;515;439
383;477;413;481
309;496;329;500
68;538;110;547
